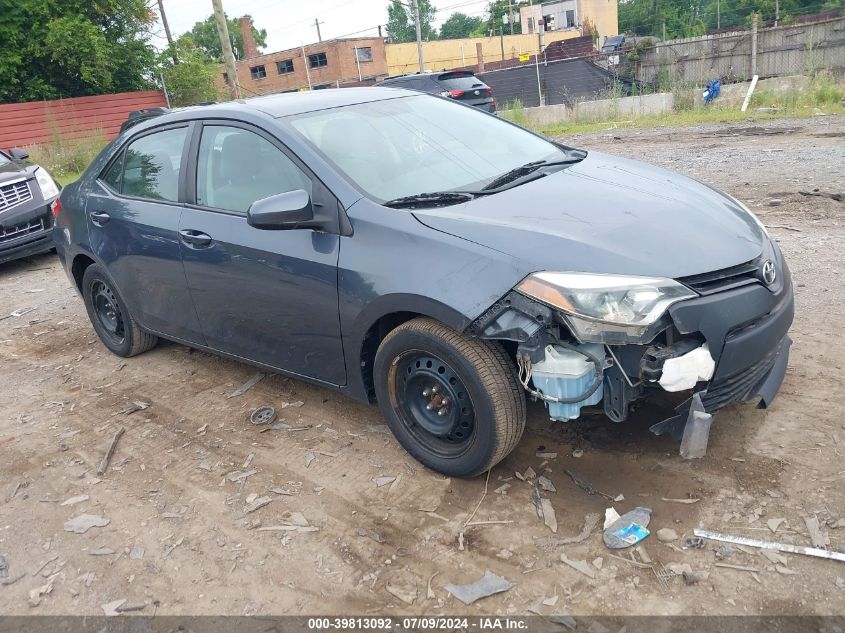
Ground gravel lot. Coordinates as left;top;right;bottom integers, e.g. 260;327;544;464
1;114;844;619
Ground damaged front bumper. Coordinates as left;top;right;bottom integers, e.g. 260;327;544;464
471;249;795;435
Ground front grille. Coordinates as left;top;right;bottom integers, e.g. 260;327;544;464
0;214;51;244
680;257;762;295
0;179;33;212
701;339;783;412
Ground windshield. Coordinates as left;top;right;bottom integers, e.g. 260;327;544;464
0;152;10;166
288;95;564;202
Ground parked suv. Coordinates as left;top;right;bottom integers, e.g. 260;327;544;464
379;71;496;113
0;147;60;265
55;88;792;477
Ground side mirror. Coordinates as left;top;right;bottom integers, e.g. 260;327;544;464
247;189;316;230
9;147;29;160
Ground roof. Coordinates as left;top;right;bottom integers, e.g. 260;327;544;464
245;87;417;117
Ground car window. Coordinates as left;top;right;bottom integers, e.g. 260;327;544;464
289;94;562;202
122;127;187;202
0;152;10;166
196;125;312;215
437;74;485;90
102;152;124;191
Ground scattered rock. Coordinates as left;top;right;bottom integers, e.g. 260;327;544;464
304;452;316;468
129;545;145;560
116;602;146;613
768;199;783;206
541;498;558;533
29;577;56;607
444;570;513;605
835;577;845;590
385;579;417;605
88;547;115;556
667;562;692;575
767;517;786;533
356;527;385;544
64;514;110;534
657;528;678;543
373;476;396;487
243;494;272;514
537;476;556;493
572;449;583;458
592;557;603;570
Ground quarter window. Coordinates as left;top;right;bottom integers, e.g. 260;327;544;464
276;59;294;74
102;152;124;191
121;127;188;202
308;52;328;68
196;125;312;215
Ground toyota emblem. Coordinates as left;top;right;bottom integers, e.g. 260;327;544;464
762;260;777;286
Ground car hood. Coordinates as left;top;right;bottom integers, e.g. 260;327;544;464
412;151;765;279
0;161;35;185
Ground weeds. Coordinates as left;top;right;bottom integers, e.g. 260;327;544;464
26;131;108;181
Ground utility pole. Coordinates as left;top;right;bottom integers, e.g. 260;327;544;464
751;13;758;77
212;0;240;99
353;47;362;81
301;44;313;89
508;0;514;35
716;0;720;30
411;0;424;72
157;0;178;64
662;21;666;41
775;0;779;26
314;18;324;42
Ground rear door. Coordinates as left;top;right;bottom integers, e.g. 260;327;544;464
86;124;206;344
178;121;345;384
436;72;495;112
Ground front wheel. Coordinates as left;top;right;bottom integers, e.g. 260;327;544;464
373;318;526;477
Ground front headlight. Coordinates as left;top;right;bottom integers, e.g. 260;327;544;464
516;272;697;344
34;167;59;201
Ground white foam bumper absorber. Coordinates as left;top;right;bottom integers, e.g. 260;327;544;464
658;344;716;392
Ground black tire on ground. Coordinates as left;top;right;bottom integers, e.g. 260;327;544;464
373;317;526;478
81;263;158;357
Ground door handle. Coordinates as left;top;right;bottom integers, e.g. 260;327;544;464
179;229;212;247
90;211;110;226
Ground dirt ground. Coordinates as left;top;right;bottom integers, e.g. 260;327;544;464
1;114;844;619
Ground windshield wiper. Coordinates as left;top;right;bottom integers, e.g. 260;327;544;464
383;191;475;209
482;152;587;192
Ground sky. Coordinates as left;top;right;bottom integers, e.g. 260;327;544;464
150;0;496;54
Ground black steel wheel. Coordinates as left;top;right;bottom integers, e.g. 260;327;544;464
82;263;158;358
374;317;525;477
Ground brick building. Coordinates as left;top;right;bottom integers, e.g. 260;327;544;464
223;21;388;97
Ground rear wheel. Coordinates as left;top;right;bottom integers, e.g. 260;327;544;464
373;318;525;477
82;264;157;357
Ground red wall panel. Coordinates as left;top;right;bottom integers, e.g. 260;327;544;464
0;90;167;150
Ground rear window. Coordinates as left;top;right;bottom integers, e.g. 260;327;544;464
436;73;485;91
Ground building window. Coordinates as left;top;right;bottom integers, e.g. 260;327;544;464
354;47;373;63
276;59;294;74
527;17;535;33
308;52;328;68
566;10;575;28
250;65;266;80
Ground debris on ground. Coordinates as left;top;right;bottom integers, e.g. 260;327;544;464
129;545;145;560
683;536;705;549
657;528;679;543
29;575;57;607
537;476;556;493
767;518;786;533
64;514;110;534
803;515;829;549
97;427;125;475
666;562;693;576
60;494;90;506
694;528;845;563
226;372;266;398
835;577;845;590
385;578;417;605
444;570;514;605
0;555;7;579
604;508;621;529
540;498;558;533
305;452;316;468
117;401;149;415
280;400;305;409
536;451;557;459
537;513;601;549
373;476;396;487
102;599;126;616
559;553;596;579
661;497;700;504
494;483;512;494
799;190;844;202
242;494;272;514
116;602;146;613
603;507;652;549
89;546;115;556
227;469;257;483
249;406;276;425
572;449;583;458
563;469;616;501
356;527;385;544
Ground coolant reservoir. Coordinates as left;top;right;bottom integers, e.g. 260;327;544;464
531;343;605;421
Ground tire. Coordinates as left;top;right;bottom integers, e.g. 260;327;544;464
81;263;158;357
373;317;526;478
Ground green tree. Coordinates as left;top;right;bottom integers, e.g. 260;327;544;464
439;12;484;39
185;14;267;61
159;37;221;107
386;0;437;43
481;0;525;36
0;0;157;102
